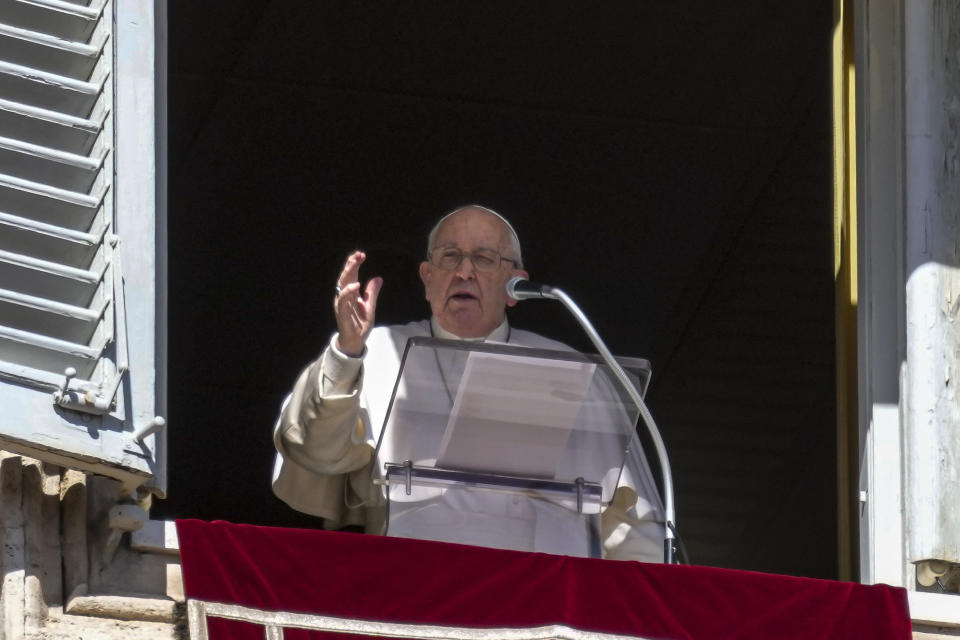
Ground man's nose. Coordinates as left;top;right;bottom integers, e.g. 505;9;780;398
454;254;477;278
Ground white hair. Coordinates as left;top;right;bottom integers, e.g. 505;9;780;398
426;204;524;269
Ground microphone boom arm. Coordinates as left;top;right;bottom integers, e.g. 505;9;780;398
529;285;678;564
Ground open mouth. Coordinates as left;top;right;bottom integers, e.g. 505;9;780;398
450;292;478;301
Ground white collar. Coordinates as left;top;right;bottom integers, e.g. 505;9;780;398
430;317;510;343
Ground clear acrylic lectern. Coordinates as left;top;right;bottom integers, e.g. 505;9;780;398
372;337;650;558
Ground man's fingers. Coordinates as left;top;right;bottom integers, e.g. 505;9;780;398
335;281;362;306
336;250;366;288
335;280;380;331
362;277;383;312
333;255;381;356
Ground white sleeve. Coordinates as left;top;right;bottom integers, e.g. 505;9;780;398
274;333;373;477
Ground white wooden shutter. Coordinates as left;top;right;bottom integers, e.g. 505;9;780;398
0;0;165;493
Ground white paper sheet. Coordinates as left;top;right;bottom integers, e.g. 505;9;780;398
436;351;596;478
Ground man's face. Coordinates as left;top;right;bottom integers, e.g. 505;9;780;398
419;208;529;338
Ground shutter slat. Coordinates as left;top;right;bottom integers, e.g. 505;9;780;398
0;57;105;116
0;134;101;170
0;264;101;309
0;209;104;267
0;171;101;207
55;1;96;9
0;208;101;244
0;21;104;82
0;246;101;283
0;132;104;192
0;286;102;320
16;0;102;21
2;0;101;42
0;21;101;57
0;323;102;358
0;96;101;131
0;95;103;156
0;179;103;234
0;290;103;344
0;356;91;388
0;59;100;95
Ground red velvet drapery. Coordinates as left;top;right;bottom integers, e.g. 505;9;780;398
177;519;911;640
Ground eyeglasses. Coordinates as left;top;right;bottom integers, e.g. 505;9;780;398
429;247;518;273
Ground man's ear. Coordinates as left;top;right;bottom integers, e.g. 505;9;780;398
505;268;530;307
418;261;432;299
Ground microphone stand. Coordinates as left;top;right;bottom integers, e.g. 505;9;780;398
524;284;678;564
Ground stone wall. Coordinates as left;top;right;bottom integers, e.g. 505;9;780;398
0;452;184;639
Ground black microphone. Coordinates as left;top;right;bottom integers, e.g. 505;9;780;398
506;277;554;300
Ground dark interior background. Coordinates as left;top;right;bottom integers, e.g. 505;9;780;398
157;1;838;579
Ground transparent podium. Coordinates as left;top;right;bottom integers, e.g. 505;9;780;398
372;337;651;558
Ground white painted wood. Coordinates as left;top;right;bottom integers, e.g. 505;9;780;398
0;21;102;58
0;17;107;86
0;246;102;282
17;0;104;21
0;383;152;484
0;326;103;357
0;209;105;244
0;171;102;206
0;58;102;95
0;286;105;320
0;356;95;390
114;0;165;495
908;591;960;627
0;0;112;387
0;0;164;489
153;0;168;500
0;134;104;170
0;95;103;134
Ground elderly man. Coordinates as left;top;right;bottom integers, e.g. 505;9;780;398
272;205;663;560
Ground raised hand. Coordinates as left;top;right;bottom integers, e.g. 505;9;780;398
333;251;383;357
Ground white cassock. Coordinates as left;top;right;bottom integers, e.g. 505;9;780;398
272;318;665;561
